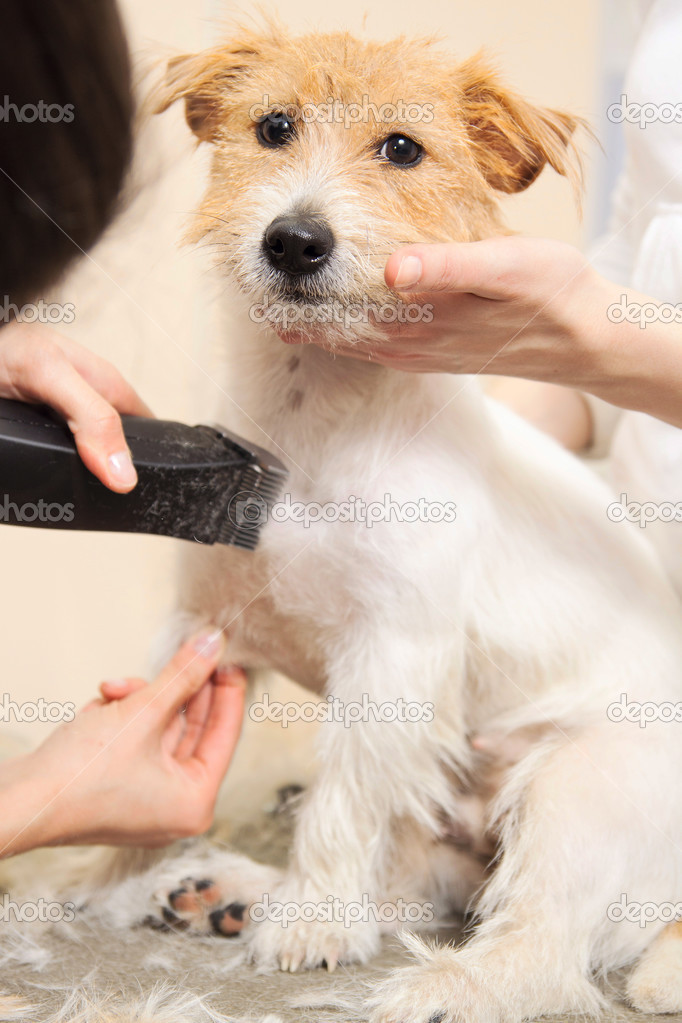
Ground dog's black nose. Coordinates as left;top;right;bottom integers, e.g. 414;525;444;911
263;215;334;275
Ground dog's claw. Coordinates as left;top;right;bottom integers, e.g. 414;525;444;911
326;951;339;973
289;952;304;973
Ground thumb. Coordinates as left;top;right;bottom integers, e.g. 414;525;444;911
385;239;511;298
99;677;148;702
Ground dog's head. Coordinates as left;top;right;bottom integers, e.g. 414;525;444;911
154;23;582;347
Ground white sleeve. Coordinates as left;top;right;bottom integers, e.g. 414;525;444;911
580;160;640;456
588;159;638;287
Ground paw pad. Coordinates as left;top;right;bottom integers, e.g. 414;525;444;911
150;877;250;937
209;903;247;937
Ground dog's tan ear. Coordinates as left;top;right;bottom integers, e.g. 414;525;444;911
458;56;584;194
152;46;259;142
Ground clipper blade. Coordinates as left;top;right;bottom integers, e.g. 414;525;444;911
214;440;289;550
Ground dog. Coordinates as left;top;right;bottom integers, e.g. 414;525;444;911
103;21;682;1023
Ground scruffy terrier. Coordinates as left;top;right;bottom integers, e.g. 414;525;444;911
105;22;682;1023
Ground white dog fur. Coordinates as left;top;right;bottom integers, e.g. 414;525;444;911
75;24;682;1023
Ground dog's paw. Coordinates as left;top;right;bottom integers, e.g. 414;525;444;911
144;849;281;938
367;938;495;1023
149;876;248;936
368;965;464;1023
367;934;595;1023
244;889;381;972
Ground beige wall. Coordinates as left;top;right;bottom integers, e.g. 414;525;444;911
0;0;600;745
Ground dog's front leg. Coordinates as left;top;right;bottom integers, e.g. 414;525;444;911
245;634;463;973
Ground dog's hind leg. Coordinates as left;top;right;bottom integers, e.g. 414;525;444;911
368;722;682;1023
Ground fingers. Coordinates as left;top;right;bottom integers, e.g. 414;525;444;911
51;335;153;419
53;373;138;493
81;698;106;713
99;678;148;702
0;325;150;492
144;631;225;724
385;239;514;298
173;680;214;761
22;348;137;492
191;667;247;780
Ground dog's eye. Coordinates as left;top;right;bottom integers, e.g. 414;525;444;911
257;111;296;148
378;134;423;167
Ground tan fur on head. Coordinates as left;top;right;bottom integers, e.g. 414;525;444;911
456;53;583;195
151;19;584;346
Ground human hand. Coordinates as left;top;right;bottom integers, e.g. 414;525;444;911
356;236;607;381
0;631;247;855
339;235;682;429
0;322;152;491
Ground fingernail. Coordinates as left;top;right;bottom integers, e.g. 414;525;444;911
393;255;422;290
193;629;224;659
108;450;137;488
216;665;247;688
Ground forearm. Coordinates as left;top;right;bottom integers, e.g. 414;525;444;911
583;290;682;427
485;379;593;451
493;274;682;429
491;280;682;431
375;239;682;430
0;752;63;858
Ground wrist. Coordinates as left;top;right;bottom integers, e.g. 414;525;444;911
545;270;615;391
584;283;682;426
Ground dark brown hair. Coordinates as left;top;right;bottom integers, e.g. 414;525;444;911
0;0;133;307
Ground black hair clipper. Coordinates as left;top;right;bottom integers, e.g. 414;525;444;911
0;398;287;550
